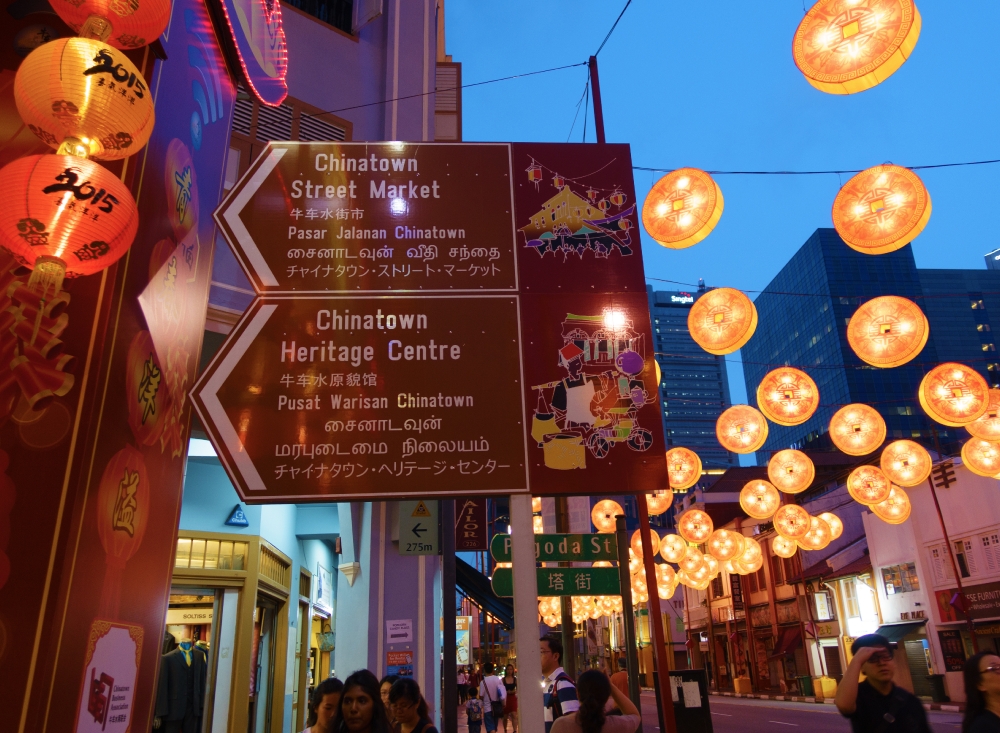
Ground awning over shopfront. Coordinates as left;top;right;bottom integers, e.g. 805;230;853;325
875;620;927;642
769;626;802;658
456;557;514;629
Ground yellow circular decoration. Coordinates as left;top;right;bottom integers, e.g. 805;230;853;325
703;554;720;578
967;389;1000;441
631;528;660;557
847;296;929;367
666;447;702;491
740;479;781;519
847;465;892;505
774;504;811;540
591;499;624;533
740;553;765;574
659;533;688;563
818;512;844;541
919;363;991;427
687;287;758;356
772;535;798;559
871;485;912;524
678;546;707;574
962;438;1000;477
798;515;833;551
532;497;543;513
707;528;745;563
767;449;816;494
646;491;673;515
833;164;931;255
642;167;724;250
657;563;676;588
880;439;932;487
829;403;887;456
677;508;713;544
717;405;770;454
757;367;820;427
739;536;763;565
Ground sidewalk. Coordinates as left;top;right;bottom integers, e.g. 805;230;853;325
709;690;963;713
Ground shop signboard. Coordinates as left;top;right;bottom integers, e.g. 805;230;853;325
937;629;966;671
198;142;667;502
456;499;488;550
456;616;472;666
937;581;1000;621
491;566;619;597
731;574;744;612
489;532;617;563
399;500;439;555
386;651;414;678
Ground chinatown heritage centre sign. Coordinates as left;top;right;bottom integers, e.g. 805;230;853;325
193;142;669;502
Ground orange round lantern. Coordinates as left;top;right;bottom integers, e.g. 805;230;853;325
829;403;886;456
772;535;798;559
659;533;688;563
687;287;758;355
96;444;149;571
740;479;780;519
657;563;677;589
591;499;623;533
15;38;155;161
818;512;844;541
678;546;706;574
666;447;702;491
871;486;912;525
703;554;720;578
756;367;820;426
833;164;931;255
707;528;745;563
740;553;764;574
716;405;769;454
767;449;815;494
798;515;832;551
646;491;673;515
642;167;724;250
533;516;544;534
49;0;171;48
967;389;1000;441
631;528;660;557
0;154;138;289
919;363;991;427
532;497;542;513
847;465;892;505
677;508;713;544
847;296;929;368
792;0;921;95
773;504;810;540
962;438;1000;478
880;439;932;487
739;536;763;564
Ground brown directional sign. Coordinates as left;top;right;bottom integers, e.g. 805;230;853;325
214;142;518;294
191;295;529;502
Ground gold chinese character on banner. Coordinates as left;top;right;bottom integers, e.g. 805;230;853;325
112;468;139;536
137;352;161;424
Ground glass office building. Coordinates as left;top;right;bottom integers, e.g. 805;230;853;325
648;284;737;469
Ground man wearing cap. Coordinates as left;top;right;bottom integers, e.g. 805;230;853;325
835;633;931;733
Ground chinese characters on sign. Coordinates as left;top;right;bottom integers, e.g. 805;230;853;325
490;566;619;597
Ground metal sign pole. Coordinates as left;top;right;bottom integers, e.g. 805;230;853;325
511;495;545;733
441;500;458;733
615;515;641;709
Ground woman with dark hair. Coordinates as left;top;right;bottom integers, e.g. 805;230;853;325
334;670;393;733
550;670;640;733
305;678;345;733
389;677;439;733
500;664;518;733
380;675;401;731
963;651;1000;733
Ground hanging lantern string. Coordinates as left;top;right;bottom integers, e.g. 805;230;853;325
654;349;1000;372
646;275;1000;301
634;158;1000;176
525;155;621;193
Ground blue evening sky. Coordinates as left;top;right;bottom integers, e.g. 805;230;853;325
447;1;1000;405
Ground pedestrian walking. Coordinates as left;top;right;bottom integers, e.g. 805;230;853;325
466;685;485;733
964;652;1000;733
479;662;507;733
304;677;344;733
500;664;518;733
333;670;393;733
550;670;640;733
380;674;400;732
835;634;931;733
458;668;469;704
608;659;628;698
388;678;439;733
540;634;579;733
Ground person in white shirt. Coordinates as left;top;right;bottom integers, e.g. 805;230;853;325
457;668;469;704
479;662;507;733
540;634;580;733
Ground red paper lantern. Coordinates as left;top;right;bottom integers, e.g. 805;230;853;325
96;444;150;567
610;190;627;207
15;38;155;161
919;362;991;427
687;287;758;355
0;154;138;290
829;403;886;456
967;389;1000;441
962;438;1000;478
526;164;542;183
756;367;820;427
847;295;929;368
666;447;702;491
716;405;769;454
642;168;723;250
767;449;815;494
49;0;170;48
847;465;892;505
880;439;932;487
552;174;565;189
833;165;931;255
792;0;921;95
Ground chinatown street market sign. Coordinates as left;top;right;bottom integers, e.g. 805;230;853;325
194;142;669;502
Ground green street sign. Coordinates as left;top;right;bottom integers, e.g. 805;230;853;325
491;567;620;598
489;533;618;563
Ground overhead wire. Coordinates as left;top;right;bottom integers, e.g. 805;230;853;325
594;0;633;56
633;158;1000;176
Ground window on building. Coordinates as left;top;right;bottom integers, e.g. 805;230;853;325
972;300;985;309
979;324;993;332
981;532;1000;572
756;565;767;592
929;544;956;584
843;578;860;618
711;576;724;599
881;563;920;595
771;554;784;586
284;0;354;33
955;539;979;578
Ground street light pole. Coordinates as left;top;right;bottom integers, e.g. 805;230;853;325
588;56;606;144
615;515;642;709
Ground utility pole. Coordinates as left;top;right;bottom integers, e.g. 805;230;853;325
588;56;606;143
441;500;458;733
615;515;642;709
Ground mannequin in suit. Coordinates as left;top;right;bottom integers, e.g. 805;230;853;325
154;640;206;733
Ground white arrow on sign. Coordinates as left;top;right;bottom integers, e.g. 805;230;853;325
191;302;277;492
